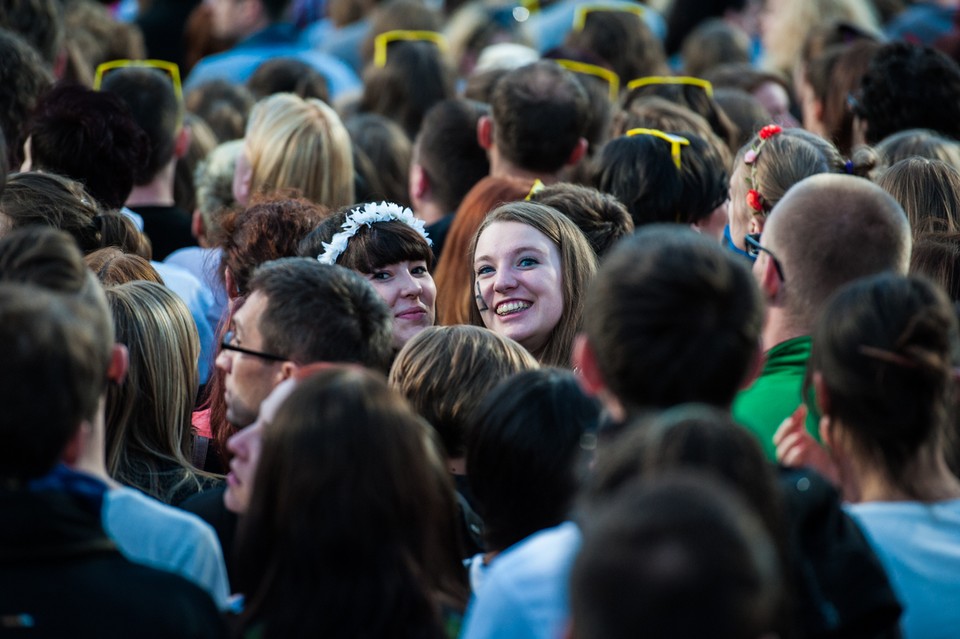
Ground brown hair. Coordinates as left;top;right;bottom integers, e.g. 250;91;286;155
469;201;598;367
877;157;960;236
85;247;164;286
433;176;531;326
389;325;538;457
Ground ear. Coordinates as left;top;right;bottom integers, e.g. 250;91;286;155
812;97;824;124
573;334;605;397
279;360;299;383
191;208;205;242
477;115;494;151
747;215;765;236
107;344;129;385
812;370;831;418
410;163;429;199
174;124;191;160
565;137;589;167
757;249;782;300
225;266;240;299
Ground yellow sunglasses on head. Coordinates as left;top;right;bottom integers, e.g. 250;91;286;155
626;75;713;98
93;59;183;102
555;59;619;101
625;128;690;170
572;3;646;31
373;30;448;68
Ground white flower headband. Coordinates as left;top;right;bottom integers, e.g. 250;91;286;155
316;201;432;266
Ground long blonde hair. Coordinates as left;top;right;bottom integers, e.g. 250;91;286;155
104;281;207;503
245;93;355;208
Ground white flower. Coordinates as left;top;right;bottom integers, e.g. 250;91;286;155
316;202;432;266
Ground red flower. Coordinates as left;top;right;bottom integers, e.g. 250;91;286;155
746;189;763;212
758;124;782;140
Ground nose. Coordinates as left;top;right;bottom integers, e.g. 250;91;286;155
398;269;423;298
226;426;247;458
494;267;518;292
216;348;233;373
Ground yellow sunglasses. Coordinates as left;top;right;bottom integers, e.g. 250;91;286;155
373;30;448;68
572;4;646;32
626;75;714;98
555;59;620;101
625;128;690;170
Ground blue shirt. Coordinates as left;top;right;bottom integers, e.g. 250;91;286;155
185;23;361;99
461;522;581;639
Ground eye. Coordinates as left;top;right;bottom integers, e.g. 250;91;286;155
370;270;392;281
518;256;539;267
476;264;494;277
411;263;429;276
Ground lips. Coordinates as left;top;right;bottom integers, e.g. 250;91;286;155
496;300;532;316
395;307;427;319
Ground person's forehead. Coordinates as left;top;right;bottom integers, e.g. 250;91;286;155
234;290;269;335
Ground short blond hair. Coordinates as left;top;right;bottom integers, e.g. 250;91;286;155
389;325;538;457
245;93;355;208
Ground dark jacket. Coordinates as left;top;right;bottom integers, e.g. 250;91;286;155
0;487;226;638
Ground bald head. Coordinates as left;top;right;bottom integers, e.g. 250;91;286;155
764;174;910;327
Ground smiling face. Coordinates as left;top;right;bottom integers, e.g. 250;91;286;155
365;260;437;349
474;221;564;355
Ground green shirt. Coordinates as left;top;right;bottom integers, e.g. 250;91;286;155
732;336;820;460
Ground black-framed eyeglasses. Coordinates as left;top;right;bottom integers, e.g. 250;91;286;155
745;233;786;282
220;330;287;362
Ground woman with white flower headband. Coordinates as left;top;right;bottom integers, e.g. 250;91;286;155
307;202;437;351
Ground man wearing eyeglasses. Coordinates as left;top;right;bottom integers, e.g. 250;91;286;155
182;257;392;575
732;174;911;460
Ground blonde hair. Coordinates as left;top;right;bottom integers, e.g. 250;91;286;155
761;0;878;77
469;201;598;368
245;93;355;208
389;325;538;457
104;281;208;504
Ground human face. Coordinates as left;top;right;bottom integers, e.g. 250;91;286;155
474;221;564;355
693;199;729;242
215;291;286;427
728;162;753;251
223;377;297;514
365;260;436;349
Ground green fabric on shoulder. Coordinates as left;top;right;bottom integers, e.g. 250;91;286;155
732;336;821;460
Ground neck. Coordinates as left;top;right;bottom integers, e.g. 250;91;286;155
125;160;177;208
413;199;448;227
488;147;559;185
72;405;119;488
761;306;808;353
447;456;465;475
846;440;960;504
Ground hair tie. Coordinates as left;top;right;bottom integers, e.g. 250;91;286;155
743;124;782;214
317;202;432;266
844;159;854;174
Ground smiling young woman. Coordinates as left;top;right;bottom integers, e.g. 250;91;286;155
303;202;437;352
470;201;597;368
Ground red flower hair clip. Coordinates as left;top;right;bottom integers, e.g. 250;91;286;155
743;124;784;215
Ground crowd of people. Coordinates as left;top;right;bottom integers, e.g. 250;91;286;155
3;0;960;637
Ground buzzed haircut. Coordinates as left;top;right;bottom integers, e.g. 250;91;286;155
101;66;182;184
415;99;490;215
582;225;763;414
490;61;590;173
248;258;394;373
764;174;911;327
